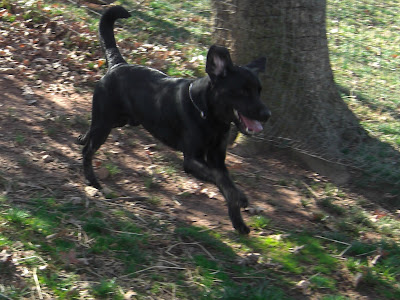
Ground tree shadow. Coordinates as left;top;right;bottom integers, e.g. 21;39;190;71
0;74;301;298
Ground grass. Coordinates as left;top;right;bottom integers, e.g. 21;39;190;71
0;0;400;299
92;279;124;299
1;190;400;298
327;0;400;187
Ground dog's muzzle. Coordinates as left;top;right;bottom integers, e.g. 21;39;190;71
233;108;270;135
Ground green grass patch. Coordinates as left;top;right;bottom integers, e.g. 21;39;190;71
310;275;337;291
92;279;124;300
327;0;400;186
104;162;121;177
249;215;272;230
39;272;81;299
176;225;236;259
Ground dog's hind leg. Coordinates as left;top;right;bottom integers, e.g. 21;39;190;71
82;126;112;189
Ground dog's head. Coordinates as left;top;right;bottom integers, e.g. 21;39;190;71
206;45;271;135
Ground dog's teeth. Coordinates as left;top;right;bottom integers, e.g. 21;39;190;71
245;127;254;135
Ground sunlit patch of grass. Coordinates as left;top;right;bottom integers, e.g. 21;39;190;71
82;215;147;272
327;0;400;186
147;195;161;206
345;241;400;298
193;254;232;298
293;235;338;274
249;215;272;230
104;162;121;177
376;216;400;236
4;206;59;236
192;254;288;300
238;234;302;274
321;296;351;300
39;272;81;299
310;275;337;291
92;279;124;300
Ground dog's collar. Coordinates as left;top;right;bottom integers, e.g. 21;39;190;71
189;83;206;119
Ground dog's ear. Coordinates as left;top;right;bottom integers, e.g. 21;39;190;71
245;57;267;74
206;45;234;82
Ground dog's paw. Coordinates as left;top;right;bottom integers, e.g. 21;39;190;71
76;134;87;145
238;190;249;208
229;203;250;235
235;222;250;235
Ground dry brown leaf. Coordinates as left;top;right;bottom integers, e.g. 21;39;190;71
59;249;80;266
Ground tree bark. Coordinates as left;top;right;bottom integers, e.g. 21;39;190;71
211;0;368;161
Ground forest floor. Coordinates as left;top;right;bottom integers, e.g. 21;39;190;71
0;1;399;299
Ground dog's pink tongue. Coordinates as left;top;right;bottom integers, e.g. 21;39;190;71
240;115;263;132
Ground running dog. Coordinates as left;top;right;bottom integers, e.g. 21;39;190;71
78;6;271;234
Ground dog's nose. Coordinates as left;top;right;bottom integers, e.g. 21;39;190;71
260;107;271;121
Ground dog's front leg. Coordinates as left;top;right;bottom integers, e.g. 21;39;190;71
183;156;216;183
184;156;250;234
213;169;250;234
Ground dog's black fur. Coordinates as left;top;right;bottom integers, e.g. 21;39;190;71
78;6;271;234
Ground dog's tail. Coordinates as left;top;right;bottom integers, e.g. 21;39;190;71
99;6;131;69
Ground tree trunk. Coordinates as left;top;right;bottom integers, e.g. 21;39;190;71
211;0;368;162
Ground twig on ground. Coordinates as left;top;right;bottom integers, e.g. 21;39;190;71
232;276;272;280
301;181;319;199
166;242;216;261
315;235;353;257
121;265;187;278
108;196;149;202
339;245;353;257
107;228;144;236
85;267;103;279
158;259;182;267
355;249;377;257
315;235;351;246
32;267;43;300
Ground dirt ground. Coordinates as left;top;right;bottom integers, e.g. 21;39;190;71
2;70;387;236
0;1;386;239
1;62;397;300
1;3;399;298
0;72;330;233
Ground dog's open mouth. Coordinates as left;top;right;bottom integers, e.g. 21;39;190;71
233;109;263;135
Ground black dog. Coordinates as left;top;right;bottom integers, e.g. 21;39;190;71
78;6;271;234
